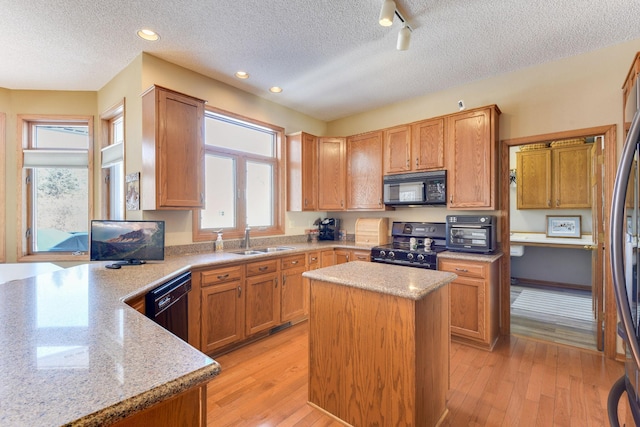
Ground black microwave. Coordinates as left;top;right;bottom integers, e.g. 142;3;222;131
383;171;446;206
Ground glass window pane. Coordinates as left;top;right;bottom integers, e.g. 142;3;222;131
33;168;89;252
34;125;89;150
246;161;273;227
205;115;274;157
202;155;236;229
110;163;124;220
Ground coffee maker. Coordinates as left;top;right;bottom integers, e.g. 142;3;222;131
318;218;340;241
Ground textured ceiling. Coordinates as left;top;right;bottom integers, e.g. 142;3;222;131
1;0;640;121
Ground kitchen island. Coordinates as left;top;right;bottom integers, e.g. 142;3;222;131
303;261;457;427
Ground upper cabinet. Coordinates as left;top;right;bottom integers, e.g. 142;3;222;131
318;137;347;210
446;105;500;209
141;86;205;210
286;132;318;211
347;131;384;210
516;142;592;209
383;118;445;175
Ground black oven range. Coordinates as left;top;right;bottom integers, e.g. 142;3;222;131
371;221;447;270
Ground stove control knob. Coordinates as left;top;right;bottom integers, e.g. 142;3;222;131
388;251;395;258
379;250;386;257
417;254;425;261
407;253;414;260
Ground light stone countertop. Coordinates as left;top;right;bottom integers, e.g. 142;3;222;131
0;240;368;426
303;261;457;300
437;250;504;263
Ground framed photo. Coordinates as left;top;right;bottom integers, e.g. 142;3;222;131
126;172;140;211
546;215;581;238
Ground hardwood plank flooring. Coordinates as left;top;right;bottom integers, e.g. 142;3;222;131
510;284;598;351
206;321;625;426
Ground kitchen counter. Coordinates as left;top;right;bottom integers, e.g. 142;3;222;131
0;262;63;284
0;240;368;426
510;232;593;248
305;261;456;426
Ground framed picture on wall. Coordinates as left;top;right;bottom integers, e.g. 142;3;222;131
546;215;581;238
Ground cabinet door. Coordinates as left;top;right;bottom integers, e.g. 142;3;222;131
318;137;346;210
320;249;335;267
449;276;486;341
287;132;318;211
516;149;551;209
553;144;592;208
245;272;280;335
412;118;445;170
383;125;411;174
281;266;306;322
335;249;350;264
201;281;244;354
347;131;384;210
142;86;205;209
446;106;498;209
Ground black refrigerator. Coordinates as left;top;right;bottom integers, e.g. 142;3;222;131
610;103;640;424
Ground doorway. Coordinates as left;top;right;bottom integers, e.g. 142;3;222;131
500;125;618;358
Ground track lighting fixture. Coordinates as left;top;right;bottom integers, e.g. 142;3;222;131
379;0;396;26
378;1;414;51
397;24;411;51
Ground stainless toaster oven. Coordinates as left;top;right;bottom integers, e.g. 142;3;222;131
445;215;497;254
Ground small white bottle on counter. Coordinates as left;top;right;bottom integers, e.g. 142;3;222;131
215;231;224;251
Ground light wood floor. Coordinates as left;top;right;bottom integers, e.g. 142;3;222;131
207;321;625;426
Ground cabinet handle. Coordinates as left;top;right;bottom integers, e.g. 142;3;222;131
237;286;242;297
275;278;278;288
346;255;350;261
415;158;419;167
291;260;299;265
454;268;469;272
556;199;560;207
357;256;367;260
283;276;286;286
341;200;344;207
200;193;205;204
450;195;453;203
406;159;410;167
547;200;551;207
310;257;318;262
259;266;268;271
217;273;229;280
304;198;308;206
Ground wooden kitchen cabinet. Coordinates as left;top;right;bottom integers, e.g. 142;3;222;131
141;85;205;210
350;249;371;262
516;143;592;209
383;125;412;174
280;254;306;323
412;117;445;170
320;249;336;267
334;249;351;264
199;265;245;354
383;119;444;174
446;105;500;209
439;257;500;350
286;132;318;211
318;137;347;210
347;131;384;210
245;259;280;335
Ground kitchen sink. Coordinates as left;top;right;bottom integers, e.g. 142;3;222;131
231;246;294;255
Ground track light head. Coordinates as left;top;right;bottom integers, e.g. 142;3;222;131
397;25;411;51
379;0;396;27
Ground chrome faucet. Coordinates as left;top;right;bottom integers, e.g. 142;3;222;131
244;226;251;249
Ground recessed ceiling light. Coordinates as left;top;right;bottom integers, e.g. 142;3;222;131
137;29;160;41
269;86;283;93
235;71;249;79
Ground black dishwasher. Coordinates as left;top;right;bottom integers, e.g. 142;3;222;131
145;271;191;342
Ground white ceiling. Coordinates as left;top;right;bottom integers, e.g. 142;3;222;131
1;1;640;121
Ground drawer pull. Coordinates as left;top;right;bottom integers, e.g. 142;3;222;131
454;268;469;272
259;266;269;271
310;257;318;262
217;273;229;280
291;260;299;265
237;286;242;297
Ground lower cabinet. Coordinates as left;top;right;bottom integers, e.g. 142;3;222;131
245;259;280;336
280;254;307;323
200;265;245;355
438;256;500;350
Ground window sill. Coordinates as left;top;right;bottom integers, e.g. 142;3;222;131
18;253;90;263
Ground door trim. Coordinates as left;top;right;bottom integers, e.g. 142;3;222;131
500;124;617;359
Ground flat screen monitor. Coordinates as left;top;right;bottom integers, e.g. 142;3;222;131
90;220;165;266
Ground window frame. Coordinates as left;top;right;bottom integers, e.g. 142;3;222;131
0;113;5;262
192;107;284;241
100;100;125;220
17;115;94;262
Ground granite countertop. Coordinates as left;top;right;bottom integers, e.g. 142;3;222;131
303;261;457;300
0;240;368;426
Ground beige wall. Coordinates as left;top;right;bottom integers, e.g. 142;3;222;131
2;39;640;259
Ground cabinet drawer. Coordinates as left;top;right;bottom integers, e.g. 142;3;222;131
201;265;243;286
351;249;371;262
439;259;487;279
281;254;305;270
246;259;278;277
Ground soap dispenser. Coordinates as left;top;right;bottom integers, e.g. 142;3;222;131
215;231;224;252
